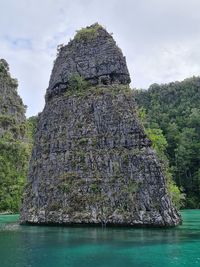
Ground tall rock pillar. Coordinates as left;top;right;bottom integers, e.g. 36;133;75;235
21;24;181;226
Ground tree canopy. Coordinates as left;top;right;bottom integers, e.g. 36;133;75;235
135;77;200;208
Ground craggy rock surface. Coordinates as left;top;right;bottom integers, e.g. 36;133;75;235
0;59;26;139
20;24;181;226
46;23;130;100
0;59;28;212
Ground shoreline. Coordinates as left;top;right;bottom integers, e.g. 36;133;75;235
0;211;14;215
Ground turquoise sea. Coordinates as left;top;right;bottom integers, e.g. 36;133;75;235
0;210;200;267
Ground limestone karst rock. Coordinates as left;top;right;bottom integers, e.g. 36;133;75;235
0;59;28;211
46;23;130;101
20;24;181;226
0;59;26;139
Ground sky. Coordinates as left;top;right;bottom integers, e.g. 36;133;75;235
1;0;200;117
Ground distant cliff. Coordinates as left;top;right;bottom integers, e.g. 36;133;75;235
20;24;181;226
0;59;29;212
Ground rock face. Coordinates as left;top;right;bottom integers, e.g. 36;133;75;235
0;59;26;140
46;23;130;100
20;24;181;226
0;59;28;212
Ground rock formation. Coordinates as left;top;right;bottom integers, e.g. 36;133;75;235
0;59;28;212
20;24;181;226
46;23;130;101
0;59;26;140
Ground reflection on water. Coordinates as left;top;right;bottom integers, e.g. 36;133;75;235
0;210;200;267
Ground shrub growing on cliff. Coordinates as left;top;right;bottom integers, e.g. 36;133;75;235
68;74;89;91
74;23;102;41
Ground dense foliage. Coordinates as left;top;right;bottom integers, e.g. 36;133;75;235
26;116;38;143
138;110;185;209
0;116;38;212
0;60;31;213
135;77;200;208
0;137;30;212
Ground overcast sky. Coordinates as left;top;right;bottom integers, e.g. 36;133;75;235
1;0;200;117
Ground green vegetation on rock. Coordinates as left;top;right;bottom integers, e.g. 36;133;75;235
138;107;185;209
74;23;103;41
135;77;200;208
0;59;31;213
27;116;38;142
0;139;30;212
67;74;89;92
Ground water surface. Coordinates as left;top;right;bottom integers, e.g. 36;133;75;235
0;210;200;267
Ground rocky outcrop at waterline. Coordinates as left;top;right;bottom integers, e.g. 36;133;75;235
20;24;181;226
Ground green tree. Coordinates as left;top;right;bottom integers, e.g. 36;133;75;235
135;76;200;208
138;107;185;209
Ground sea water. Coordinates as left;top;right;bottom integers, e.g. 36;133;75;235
0;210;199;267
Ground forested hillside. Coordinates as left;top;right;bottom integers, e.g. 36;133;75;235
135;77;200;208
0;59;30;212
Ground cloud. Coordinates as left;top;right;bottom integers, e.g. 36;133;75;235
0;0;200;116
